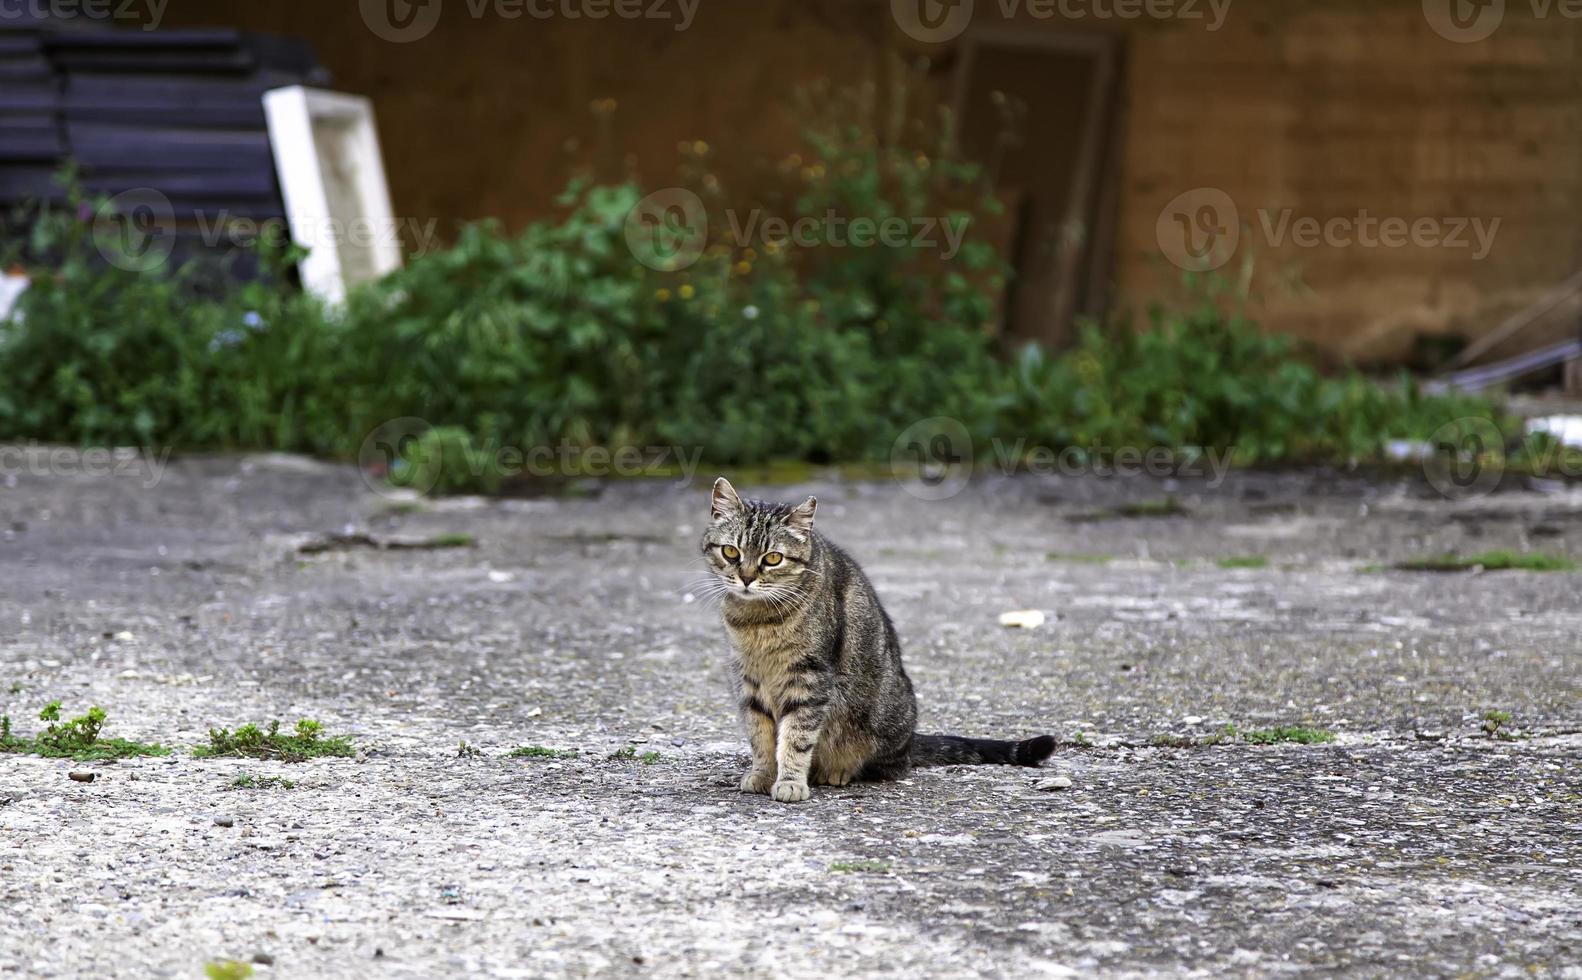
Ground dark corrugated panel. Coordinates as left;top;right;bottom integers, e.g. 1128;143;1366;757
0;18;327;264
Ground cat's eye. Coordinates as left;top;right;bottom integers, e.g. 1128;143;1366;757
721;545;740;561
762;552;784;566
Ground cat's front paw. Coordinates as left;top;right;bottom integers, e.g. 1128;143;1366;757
771;779;812;803
739;769;775;795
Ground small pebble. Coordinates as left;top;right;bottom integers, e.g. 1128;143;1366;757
998;610;1047;629
68;772;95;783
1035;775;1073;791
214;815;235;828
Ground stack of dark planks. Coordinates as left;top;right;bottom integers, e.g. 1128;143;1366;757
1;13;328;268
0;25;62;208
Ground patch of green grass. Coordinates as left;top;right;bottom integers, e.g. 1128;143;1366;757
1149;734;1198;748
1482;709;1516;738
1067;496;1188;523
1357;563;1386;574
457;741;482;758
204;961;254;980
1046;552;1114;564
1242;726;1335;745
7;681;21;694
1217;556;1269;569
1115;496;1187;518
830;860;891;874
423;533;477;549
1395;550;1576;573
230;773;296;790
194;720;354;762
0;702;169;761
1071;731;1092;747
606;746;662;764
509;745;579;760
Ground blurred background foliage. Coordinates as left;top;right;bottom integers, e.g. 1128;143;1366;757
0;83;1508;489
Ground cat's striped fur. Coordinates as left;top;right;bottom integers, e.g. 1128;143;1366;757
701;478;1054;803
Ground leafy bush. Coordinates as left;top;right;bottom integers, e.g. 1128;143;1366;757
998;281;1506;464
0;184;344;451
0;81;1512;480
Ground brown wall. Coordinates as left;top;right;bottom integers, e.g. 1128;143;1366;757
161;0;1582;362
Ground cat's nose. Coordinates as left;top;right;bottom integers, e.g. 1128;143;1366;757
739;571;756;586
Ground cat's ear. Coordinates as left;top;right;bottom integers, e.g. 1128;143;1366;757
786;496;817;537
711;477;743;523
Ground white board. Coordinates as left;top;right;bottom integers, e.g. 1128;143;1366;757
263;86;403;305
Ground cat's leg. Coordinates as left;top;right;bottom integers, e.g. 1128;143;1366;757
771;697;829;803
738;695;777;794
811;725;867;787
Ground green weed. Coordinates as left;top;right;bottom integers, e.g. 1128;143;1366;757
0;702;168;761
830;860;891;873
509;745;579;760
606;746;661;764
1482;710;1515;738
195;720;353;762
1241;726;1335;745
1217;556;1269;569
230;774;296;790
1395;551;1575;573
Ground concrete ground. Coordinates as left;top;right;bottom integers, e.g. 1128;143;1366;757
1;451;1579;978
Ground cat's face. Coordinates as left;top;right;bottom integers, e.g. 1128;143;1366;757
700;477;817;603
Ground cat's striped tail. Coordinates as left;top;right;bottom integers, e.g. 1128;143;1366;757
911;733;1056;768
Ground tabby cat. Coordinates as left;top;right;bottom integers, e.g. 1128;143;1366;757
700;478;1055;803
